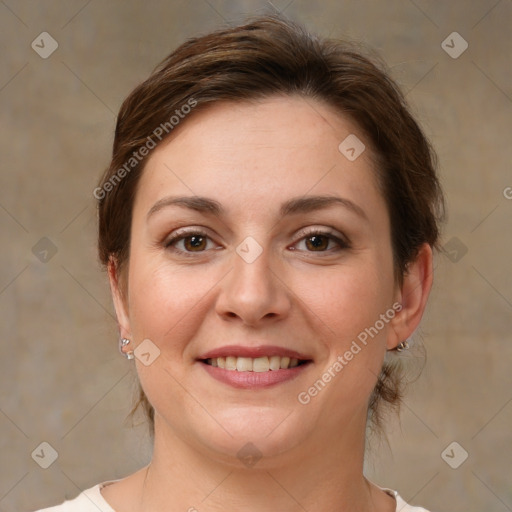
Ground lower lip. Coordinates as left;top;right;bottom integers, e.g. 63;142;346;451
199;361;311;389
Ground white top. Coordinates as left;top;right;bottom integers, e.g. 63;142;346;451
33;480;432;511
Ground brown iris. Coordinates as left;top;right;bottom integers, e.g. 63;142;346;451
305;235;329;251
183;235;207;251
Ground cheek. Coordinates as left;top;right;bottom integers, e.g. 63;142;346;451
126;261;214;405
298;260;392;343
126;257;218;348
298;254;394;396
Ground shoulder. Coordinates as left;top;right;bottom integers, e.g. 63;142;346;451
383;488;432;512
31;482;117;512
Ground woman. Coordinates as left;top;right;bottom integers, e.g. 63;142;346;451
37;14;444;512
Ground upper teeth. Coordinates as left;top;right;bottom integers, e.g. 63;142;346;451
207;356;300;372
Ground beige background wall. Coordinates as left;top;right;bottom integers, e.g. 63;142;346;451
1;1;511;511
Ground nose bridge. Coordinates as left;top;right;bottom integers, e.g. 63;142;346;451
216;235;290;324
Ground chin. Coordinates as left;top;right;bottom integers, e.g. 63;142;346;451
174;405;316;468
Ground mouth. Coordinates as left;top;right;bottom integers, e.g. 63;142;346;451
197;345;313;389
201;355;311;372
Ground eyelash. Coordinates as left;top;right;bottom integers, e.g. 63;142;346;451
164;228;350;257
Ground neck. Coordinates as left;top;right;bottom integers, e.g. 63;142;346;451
134;411;392;512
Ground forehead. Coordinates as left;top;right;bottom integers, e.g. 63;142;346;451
133;95;386;222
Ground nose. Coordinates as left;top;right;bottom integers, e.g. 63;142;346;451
215;244;292;327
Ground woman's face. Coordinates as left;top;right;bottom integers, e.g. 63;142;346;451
113;95;404;464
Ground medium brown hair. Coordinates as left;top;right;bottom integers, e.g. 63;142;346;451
97;14;444;437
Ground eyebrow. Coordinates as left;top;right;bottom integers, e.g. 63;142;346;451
146;194;368;221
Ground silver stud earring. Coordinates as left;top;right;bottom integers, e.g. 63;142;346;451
119;337;134;359
396;340;409;352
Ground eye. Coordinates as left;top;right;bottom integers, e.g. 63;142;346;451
293;229;349;253
165;229;218;256
164;227;349;257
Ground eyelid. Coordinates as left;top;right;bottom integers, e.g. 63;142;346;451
164;226;213;242
164;227;220;255
164;225;350;256
292;226;350;249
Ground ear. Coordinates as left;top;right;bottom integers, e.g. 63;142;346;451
107;257;132;341
387;243;433;350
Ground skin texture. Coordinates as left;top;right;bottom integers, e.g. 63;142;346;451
105;95;433;512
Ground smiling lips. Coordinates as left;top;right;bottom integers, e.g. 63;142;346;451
199;345;311;372
198;345;312;388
